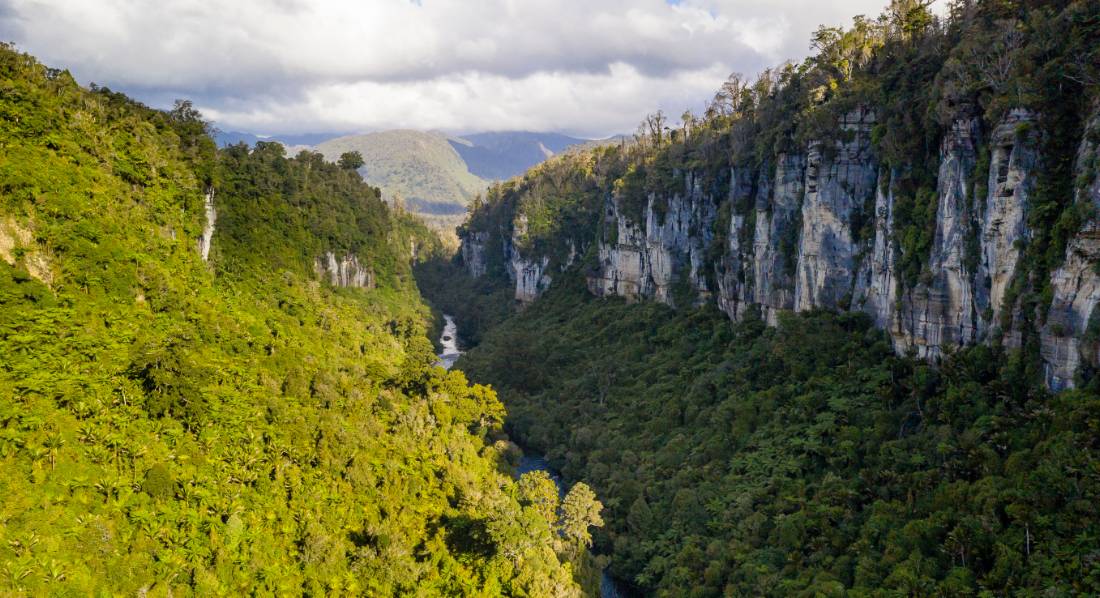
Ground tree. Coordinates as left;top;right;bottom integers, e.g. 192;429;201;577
518;471;560;525
559;483;604;555
170;98;205;126
712;73;747;116
338;151;365;170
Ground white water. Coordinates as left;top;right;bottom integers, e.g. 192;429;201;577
435;315;463;370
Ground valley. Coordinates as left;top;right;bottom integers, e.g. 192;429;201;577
2;0;1100;596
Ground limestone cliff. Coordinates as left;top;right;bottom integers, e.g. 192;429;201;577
314;252;374;289
459;104;1100;389
198;188;216;262
1041;107;1100;389
589;172;717;307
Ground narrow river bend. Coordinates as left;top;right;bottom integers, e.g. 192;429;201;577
436;314;626;598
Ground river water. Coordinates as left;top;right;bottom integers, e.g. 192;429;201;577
436;314;627;598
435;315;463;369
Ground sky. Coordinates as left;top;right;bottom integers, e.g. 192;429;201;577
1;0;895;138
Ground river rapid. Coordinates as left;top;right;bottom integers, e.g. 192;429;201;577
436;315;627;598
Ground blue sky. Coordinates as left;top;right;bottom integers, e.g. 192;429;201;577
1;0;899;138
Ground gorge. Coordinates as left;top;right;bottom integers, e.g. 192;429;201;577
2;0;1100;596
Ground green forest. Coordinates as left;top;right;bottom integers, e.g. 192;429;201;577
4;0;1100;595
0;44;602;596
456;273;1100;596
415;0;1100;595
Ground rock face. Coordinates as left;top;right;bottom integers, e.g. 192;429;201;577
715;167;760;319
1041;108;1100;389
794;107;878;312
460;106;1100;389
502;215;553;304
588;194;649;300
752;155;805;325
461;231;489;278
854;170;897;332
589;172;718;307
978;109;1038;336
892;118;984;358
198;188;216;262
314;252;373;288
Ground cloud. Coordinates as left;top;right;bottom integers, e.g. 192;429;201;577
0;0;894;137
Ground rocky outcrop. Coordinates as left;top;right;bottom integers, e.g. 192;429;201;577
1041;108;1100;389
315;252;373;288
0;217;51;286
892;118;985;358
499;215;553;304
645;173;718;305
854;171;897;332
794;107;878;312
978;109;1038;337
751;155;805;325
589;194;649;300
509;253;551;303
715;167;760;319
198;188;216;262
461;231;489;278
588;173;719;307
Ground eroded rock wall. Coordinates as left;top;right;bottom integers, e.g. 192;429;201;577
460;106;1100;389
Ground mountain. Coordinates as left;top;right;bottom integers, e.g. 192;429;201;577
315;130;487;216
0;44;596;596
449;131;589;180
218;129;600;216
415;1;1100;595
213;129;262;146
213;130;342;149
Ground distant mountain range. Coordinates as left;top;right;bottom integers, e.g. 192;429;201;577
447;132;588;180
213;130;340;148
214;129;610;218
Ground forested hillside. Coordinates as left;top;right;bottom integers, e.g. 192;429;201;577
419;0;1100;595
457;274;1100;595
316;130;487;217
0;44;593;596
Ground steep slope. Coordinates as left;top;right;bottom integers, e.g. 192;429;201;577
449;132;589;181
0;45;587;596
315;130;487;216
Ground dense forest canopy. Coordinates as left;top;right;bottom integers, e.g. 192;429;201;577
417;0;1100;595
0;44;605;595
3;0;1100;595
455;275;1100;596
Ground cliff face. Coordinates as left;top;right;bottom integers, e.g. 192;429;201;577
889;117;982;358
198;188;216;262
1041;109;1100;389
588;172;718;306
459;100;1100;389
314;252;374;288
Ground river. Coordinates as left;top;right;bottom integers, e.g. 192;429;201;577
436;314;627;598
435;315;463;369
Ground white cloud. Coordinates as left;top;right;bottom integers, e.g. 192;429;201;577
0;0;894;137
